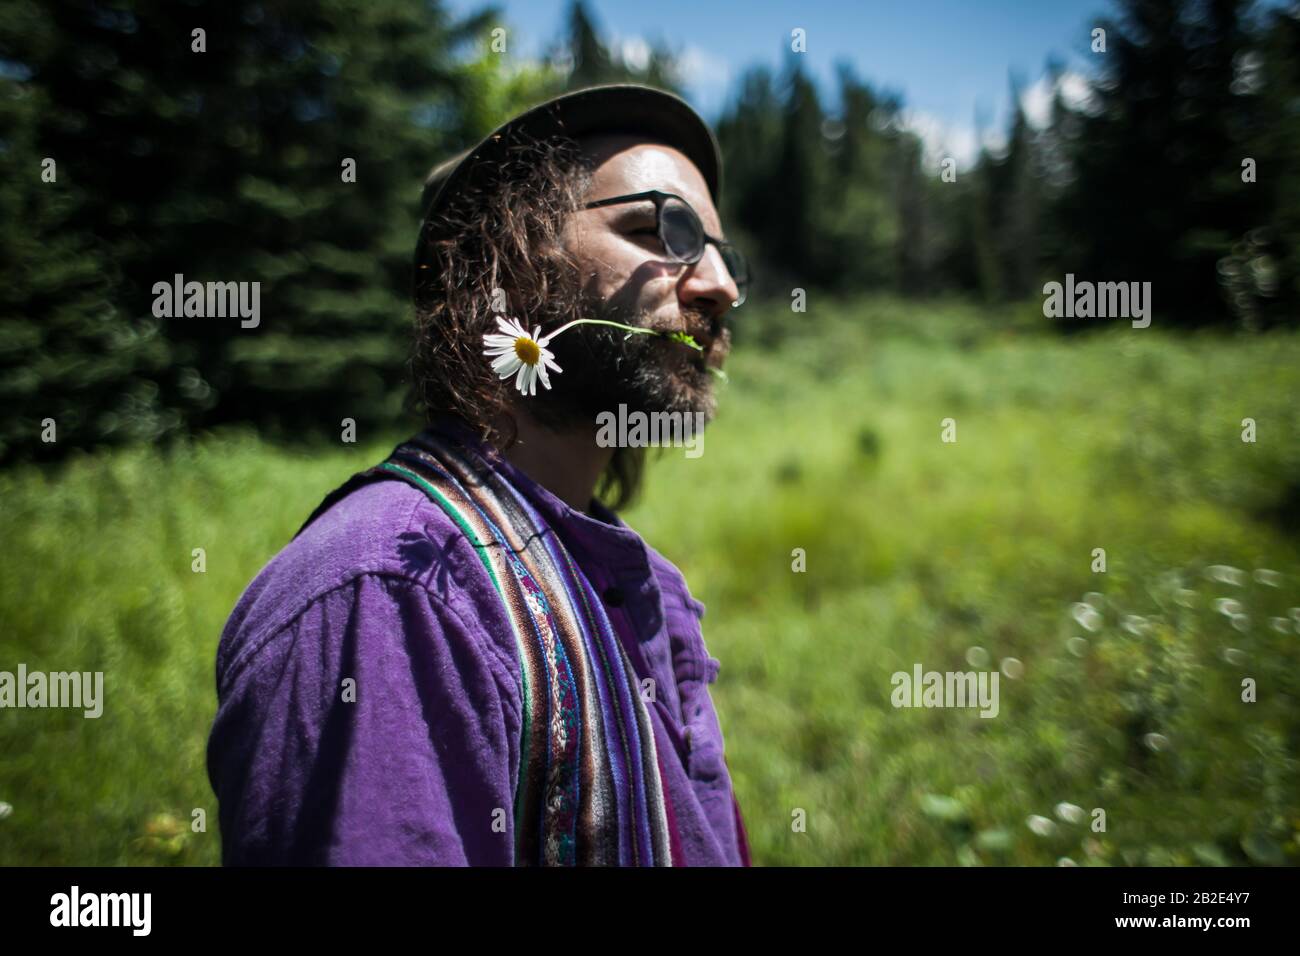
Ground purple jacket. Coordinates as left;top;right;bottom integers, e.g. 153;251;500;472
207;418;750;866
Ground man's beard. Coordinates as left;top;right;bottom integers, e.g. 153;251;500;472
523;287;728;434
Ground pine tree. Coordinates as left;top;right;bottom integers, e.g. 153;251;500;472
1238;3;1300;328
1052;0;1265;326
0;0;490;461
552;1;684;95
769;57;827;289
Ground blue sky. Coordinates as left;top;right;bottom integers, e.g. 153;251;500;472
444;0;1115;164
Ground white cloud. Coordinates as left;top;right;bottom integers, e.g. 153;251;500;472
618;37;650;72
900;109;991;171
678;46;731;89
1021;70;1094;127
671;45;733;118
903;70;1095;172
604;36;732;115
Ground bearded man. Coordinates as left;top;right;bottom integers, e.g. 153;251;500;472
207;84;751;866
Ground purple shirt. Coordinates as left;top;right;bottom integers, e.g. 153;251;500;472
207;418;750;866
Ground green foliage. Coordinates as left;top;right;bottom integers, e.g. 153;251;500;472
1244;6;1300;327
716;59;918;298
0;0;501;464
8;0;1300;472
1031;567;1300;866
1;297;1297;865
550;0;683;93
1051;0;1271;328
629;295;1300;865
715;0;1300;326
0;44;170;460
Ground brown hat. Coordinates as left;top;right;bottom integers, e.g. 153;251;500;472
416;83;722;260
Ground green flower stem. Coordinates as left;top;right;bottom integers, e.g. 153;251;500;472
546;317;660;339
545;318;703;350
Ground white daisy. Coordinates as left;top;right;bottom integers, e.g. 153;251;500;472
482;316;563;396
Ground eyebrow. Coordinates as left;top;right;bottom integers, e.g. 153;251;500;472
593;191;731;243
613;200;655;216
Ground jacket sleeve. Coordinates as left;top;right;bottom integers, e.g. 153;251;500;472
207;571;522;866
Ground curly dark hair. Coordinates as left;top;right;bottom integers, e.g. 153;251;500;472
409;132;647;511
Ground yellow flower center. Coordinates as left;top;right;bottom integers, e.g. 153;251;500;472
514;337;540;366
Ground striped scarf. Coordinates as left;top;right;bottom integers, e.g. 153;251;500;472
298;427;678;866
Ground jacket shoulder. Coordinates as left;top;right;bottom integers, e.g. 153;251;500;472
216;477;511;686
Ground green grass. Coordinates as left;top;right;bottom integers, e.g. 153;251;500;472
2;295;1298;865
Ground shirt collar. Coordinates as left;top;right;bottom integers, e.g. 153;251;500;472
424;412;649;572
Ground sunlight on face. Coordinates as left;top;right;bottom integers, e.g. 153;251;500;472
565;133;739;341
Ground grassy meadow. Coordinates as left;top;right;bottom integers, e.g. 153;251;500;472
2;296;1299;866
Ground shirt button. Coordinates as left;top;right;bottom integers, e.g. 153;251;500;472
603;586;625;607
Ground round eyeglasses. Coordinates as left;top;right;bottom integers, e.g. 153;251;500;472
583;189;750;306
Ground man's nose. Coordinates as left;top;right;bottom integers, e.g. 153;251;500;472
679;243;741;315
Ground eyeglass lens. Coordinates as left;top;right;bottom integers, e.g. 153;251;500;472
661;197;748;302
661;199;701;259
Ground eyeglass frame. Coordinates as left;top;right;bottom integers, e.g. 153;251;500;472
581;189;749;306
